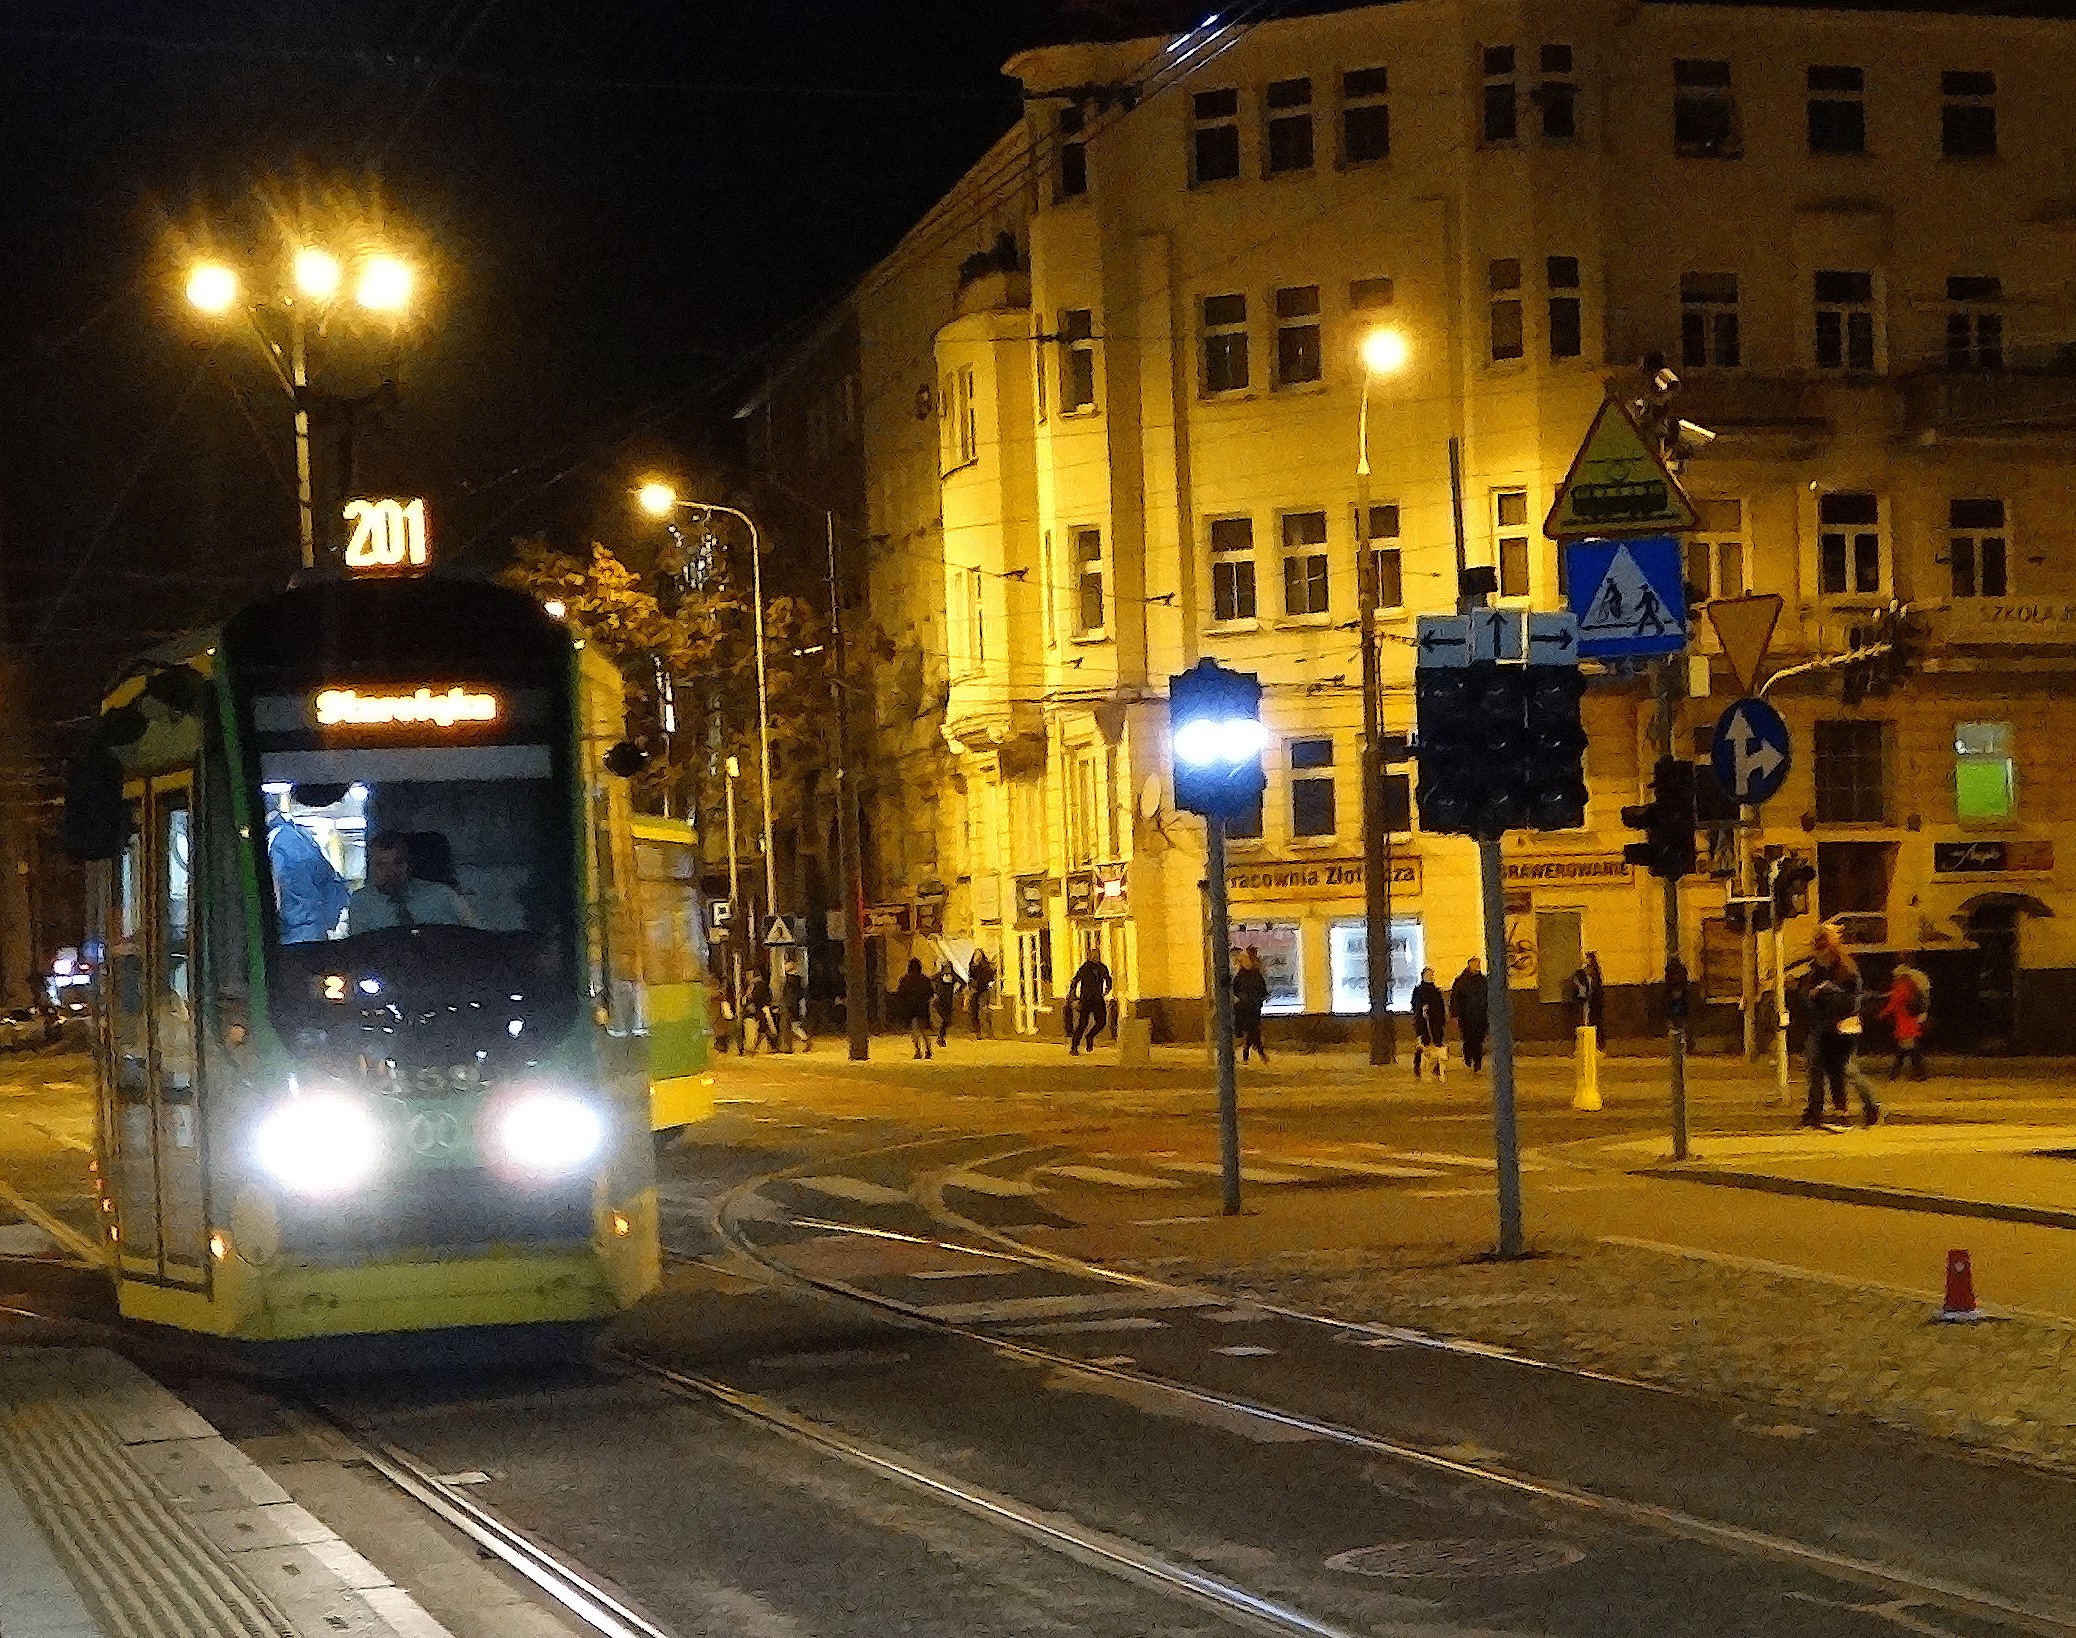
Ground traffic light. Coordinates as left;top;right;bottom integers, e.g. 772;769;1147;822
1472;667;1529;836
1522;664;1587;831
1621;756;1696;880
1414;669;1479;835
1771;854;1816;922
1419;663;1588;839
1168;658;1267;820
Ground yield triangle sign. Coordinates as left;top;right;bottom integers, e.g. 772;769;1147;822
1543;396;1697;538
1706;593;1784;694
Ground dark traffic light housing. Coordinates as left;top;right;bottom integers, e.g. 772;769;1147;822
1168;658;1267;820
1621;756;1697;880
1415;661;1588;840
1771;854;1817;922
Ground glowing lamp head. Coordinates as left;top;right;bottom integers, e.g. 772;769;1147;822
253;1091;381;1197
497;1090;607;1177
355;252;414;313
293;246;342;301
636;480;678;519
1359;326;1410;377
1167;657;1267;819
185;261;240;316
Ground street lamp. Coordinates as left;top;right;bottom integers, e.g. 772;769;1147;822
1356;325;1410;1067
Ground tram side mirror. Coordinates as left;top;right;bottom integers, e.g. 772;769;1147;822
64;748;128;861
603;741;649;778
143;665;208;718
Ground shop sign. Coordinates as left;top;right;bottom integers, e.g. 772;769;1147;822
1064;870;1096;919
1226;856;1423;900
863;903;911;938
1932;839;2054;876
1014;875;1049;927
1944;599;2076;645
1093;862;1129;918
1501;853;1633;888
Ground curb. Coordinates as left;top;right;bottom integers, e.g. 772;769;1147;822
1637;1166;2076;1231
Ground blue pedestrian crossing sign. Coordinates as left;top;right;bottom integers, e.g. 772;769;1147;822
1564;536;1688;659
1711;698;1792;807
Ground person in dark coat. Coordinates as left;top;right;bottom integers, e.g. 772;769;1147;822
744;969;781;1054
1410;967;1448;1080
932;959;962;1047
1232;945;1269;1063
1068;947;1113;1054
894;958;936;1060
1449;958;1490;1072
1570;952;1606;1043
968;949;997;1037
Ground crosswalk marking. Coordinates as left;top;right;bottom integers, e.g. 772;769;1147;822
1213;1345;1276;1357
922;1289;1214;1324
790;1176;912;1205
1041;1165;1185;1190
909;1267;1021;1280
1298;1158;1443;1179
1155;1161;1311;1185
1001;1316;1167;1336
941;1171;1040;1197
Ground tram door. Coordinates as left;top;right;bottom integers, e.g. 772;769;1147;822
104;776;208;1287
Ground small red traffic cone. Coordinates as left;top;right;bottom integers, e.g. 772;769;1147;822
1937;1249;1985;1323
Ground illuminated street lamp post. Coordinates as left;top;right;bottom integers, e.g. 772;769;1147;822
184;246;416;571
1355;325;1410;1067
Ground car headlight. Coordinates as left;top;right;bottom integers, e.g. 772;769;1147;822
254;1092;382;1197
497;1091;605;1177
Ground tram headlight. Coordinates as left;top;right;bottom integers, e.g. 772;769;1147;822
253;1092;382;1197
496;1090;606;1177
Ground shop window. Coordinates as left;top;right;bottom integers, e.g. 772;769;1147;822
1482;46;1517;143
1814;270;1878;372
1806;65;1865;154
1538;44;1576;140
1289;737;1336;837
1232;921;1303;1013
1949;497;2008;598
1330;918;1422;1014
1534;910;1582;1006
1362;503;1403;609
1201;293;1250;394
1192;87;1242;182
1489;258;1524;361
1209;516;1257;623
1341;66;1389;162
1674;59;1740;158
1946;276;2003;370
1955;721;2016;823
1547;255;1582;359
1816;840;1894;946
1274;285;1322;385
1281;510;1330;615
1942;70;1996;158
1818;491;1884;596
1265;77;1314;173
1680;272;1740;367
1814;719;1888;824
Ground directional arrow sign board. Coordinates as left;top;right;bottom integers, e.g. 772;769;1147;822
1468;607;1525;664
1705;593;1784;694
1415;615;1472;669
1527;611;1579;663
1564;536;1688;659
1711;698;1792;807
1543;396;1698;539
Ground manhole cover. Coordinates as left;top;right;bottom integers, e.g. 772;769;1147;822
1327;1539;1585;1578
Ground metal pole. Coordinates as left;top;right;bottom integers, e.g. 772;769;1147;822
725;765;744;1055
289;312;315;571
1357;373;1394;1065
1206;816;1241;1216
1739;805;1758;1060
1479;837;1525;1258
1656;661;1690;1161
746;515;779;948
1771;856;1791;1098
1447;436;1470;589
828;513;871;1061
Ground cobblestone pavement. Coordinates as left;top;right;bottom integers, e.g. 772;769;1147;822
1136;1236;2076;1472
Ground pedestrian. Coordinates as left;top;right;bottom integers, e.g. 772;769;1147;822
895;958;936;1060
744;969;781;1054
1232;945;1269;1063
968;948;997;1038
1881;953;1932;1082
932;959;962;1048
1802;924;1879;1127
781;962;809;1050
1570;952;1606;1047
1450;957;1489;1073
1068;945;1113;1055
1410;966;1447;1080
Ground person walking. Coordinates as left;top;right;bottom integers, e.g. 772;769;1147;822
1410;967;1447;1081
895;958;936;1060
932;959;962;1048
968;949;997;1038
1232;946;1269;1063
781;962;809;1050
1570;952;1606;1048
1802;925;1879;1127
1068;946;1113;1055
1450;958;1489;1073
744;969;781;1054
1881;954;1932;1081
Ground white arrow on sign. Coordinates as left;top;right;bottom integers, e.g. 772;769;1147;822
1468;608;1525;664
1726;707;1785;797
1415;616;1472;669
1527;612;1579;662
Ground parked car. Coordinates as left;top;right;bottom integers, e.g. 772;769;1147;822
0;1008;56;1051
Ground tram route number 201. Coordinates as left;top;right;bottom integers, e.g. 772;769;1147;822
343;496;430;572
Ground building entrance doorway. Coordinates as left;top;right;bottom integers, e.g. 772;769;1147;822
1014;928;1053;1036
1968;903;2021;1052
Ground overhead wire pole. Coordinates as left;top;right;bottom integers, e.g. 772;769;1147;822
827;512;870;1060
1655;659;1691;1161
1354;333;1404;1066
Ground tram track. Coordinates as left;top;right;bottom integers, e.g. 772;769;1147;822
684;1137;2076;1638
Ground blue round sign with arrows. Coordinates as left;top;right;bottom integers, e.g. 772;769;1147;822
1711;698;1792;807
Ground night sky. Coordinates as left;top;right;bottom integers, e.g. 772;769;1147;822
0;1;1059;720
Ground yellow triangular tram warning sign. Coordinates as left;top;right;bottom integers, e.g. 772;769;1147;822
1705;593;1784;694
1543;397;1698;539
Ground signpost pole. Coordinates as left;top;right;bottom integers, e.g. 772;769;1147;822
1740;806;1758;1062
1771;856;1791;1098
1656;660;1690;1162
1479;836;1526;1258
1206;816;1242;1217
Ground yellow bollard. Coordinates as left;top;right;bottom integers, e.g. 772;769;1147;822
1571;1025;1602;1111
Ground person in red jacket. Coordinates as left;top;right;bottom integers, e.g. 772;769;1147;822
1880;956;1931;1081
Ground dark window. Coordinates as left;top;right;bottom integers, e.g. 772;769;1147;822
1363;504;1402;609
1946;275;2003;369
1674;59;1740;158
1281;511;1330;615
1274;285;1322;385
1342;66;1390;162
1483;46;1517;143
1538;43;1576;140
1290;738;1337;837
1073;527;1106;635
1489;258;1523;361
1547;255;1582;359
1680;272;1740;367
1266;77;1314;173
1062;309;1097;411
1201;293;1249;394
1818;491;1882;596
1192;88;1242;182
1813;270;1876;371
1949;497;2008;599
1209;516;1257;622
1057;104;1088;198
1814;721;1887;825
1496;490;1530;597
1942;70;1997;158
1349;276;1395;311
1806;65;1866;154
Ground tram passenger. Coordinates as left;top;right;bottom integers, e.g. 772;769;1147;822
267;807;349;943
347;831;476;934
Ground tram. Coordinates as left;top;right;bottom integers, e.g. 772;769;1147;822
629;815;717;1136
68;572;674;1348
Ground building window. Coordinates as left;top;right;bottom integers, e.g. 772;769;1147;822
1274;285;1322;385
1954;721;2016;823
1946;276;2003;370
1674;59;1740;158
1816;840;1894;945
1815;720;1888;824
1942;70;1996;158
1341;66;1389;162
1362;503;1403;609
1281;510;1330;615
1331;917;1421;1014
1495;489;1530;597
1033;326;1048;422
1538;44;1576;140
1072;527;1106;637
1209;516;1257;622
1061;309;1097;412
1489;258;1524;361
1056;103;1088;199
938;365;976;474
1806;65;1865;154
1684;499;1745;602
1192;88;1242;183
1680;272;1740;367
1266;77;1314;173
1482;46;1517;144
1813;270;1877;371
961;567;986;675
1949;498;2008;598
1547;256;1582;359
1349;276;1394;312
1200;293;1249;394
1818;491;1883;597
1041;529;1056;649
1290;738;1337;837
1233;920;1300;1009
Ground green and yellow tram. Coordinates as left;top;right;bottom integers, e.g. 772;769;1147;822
629;815;716;1136
71;573;678;1348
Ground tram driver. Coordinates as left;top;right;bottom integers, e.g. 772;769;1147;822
347;830;476;934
